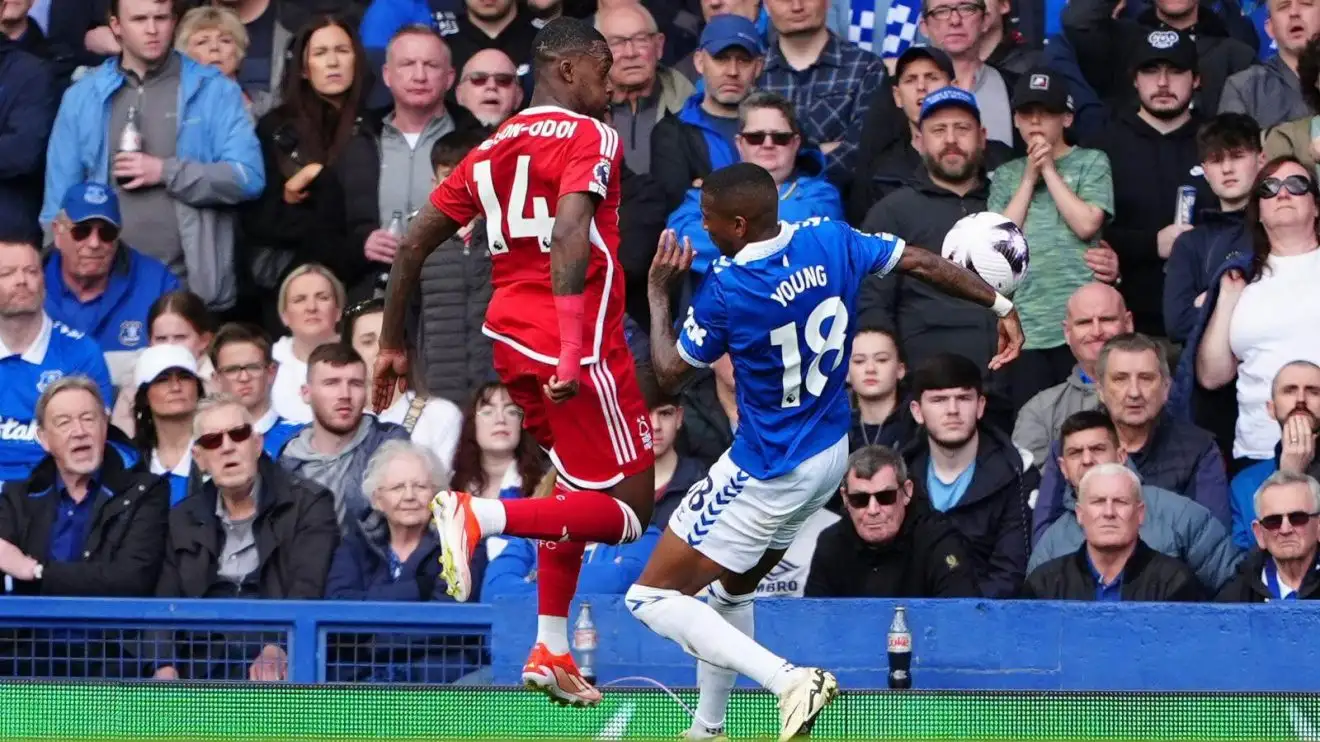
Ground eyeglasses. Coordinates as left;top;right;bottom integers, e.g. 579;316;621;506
1259;511;1318;530
1257;175;1315;200
606;32;657;50
740;131;795;147
69;222;120;242
463;72;516;88
844;488;901;509
923;2;986;20
218;362;269;379
196;423;254;450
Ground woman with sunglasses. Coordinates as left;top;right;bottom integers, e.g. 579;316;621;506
665;91;844;279
130;344;207;507
1176;157;1320;474
343;298;463;466
110;291;218;438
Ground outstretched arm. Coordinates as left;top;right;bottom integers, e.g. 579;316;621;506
373;202;461;410
896;246;1025;369
648;232;699;393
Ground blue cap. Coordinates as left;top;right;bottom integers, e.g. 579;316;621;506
699;14;764;56
61;182;121;226
918;86;981;124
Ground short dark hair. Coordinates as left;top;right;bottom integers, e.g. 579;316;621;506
635;360;678;410
1058;409;1119;448
846;445;908;483
109;0;176;20
308;342;364;371
853;324;903;363
738;91;801;137
208;323;273;368
533;17;607;68
340;297;384;347
431;128;489;172
701;161;778;219
1197;113;1262;161
909;353;982;398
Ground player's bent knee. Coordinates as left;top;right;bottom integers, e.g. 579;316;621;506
616;500;644;544
625;584;679;623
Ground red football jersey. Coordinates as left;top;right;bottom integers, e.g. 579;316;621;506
430;105;626;366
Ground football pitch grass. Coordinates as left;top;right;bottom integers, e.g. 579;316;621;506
0;683;1315;741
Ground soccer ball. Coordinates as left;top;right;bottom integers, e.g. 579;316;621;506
940;212;1030;298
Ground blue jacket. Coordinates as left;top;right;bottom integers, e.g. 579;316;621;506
43;246;180;357
0;40;55;240
1033;415;1233;542
1231;457;1273;550
1162;208;1249;344
481;527;661;600
668;148;844;275
261;420;302;460
677;93;738;174
1169;249;1253;425
360;0;461;49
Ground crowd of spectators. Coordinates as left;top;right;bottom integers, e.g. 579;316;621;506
0;0;1319;682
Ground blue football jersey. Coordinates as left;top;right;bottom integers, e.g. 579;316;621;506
676;218;905;479
0;315;114;484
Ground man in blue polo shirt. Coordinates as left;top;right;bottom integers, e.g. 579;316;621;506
0;235;113;484
44;182;179;383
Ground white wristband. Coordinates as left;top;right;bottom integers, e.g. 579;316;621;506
990;293;1014;318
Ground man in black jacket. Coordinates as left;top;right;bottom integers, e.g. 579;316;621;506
0;375;169;677
1083;30;1217;337
902;353;1035;598
1025;462;1205;600
1217;470;1320;601
155;393;339;680
807;445;979;598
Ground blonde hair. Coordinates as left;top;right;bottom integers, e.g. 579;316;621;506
278;263;346;316
175;6;250;60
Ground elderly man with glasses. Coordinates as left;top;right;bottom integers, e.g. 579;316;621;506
43;182;180;384
454;48;523;127
1217;470;1320;601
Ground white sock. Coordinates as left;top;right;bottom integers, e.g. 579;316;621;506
694;583;755;732
466;496;507;536
537;615;569;655
625;584;794;694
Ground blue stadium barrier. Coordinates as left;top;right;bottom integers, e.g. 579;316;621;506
0;597;492;684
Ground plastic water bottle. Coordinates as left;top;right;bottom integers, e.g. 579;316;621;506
376;210;406;290
117;106;143;187
887;605;912;689
573;601;598;685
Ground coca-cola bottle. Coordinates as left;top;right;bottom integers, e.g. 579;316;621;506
117;105;143;188
887;605;912;689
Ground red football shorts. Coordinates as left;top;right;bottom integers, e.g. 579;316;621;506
493;336;655;490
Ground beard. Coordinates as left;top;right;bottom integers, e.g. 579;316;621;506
313;407;363;437
930;425;977;451
922;147;981;184
1142;95;1192;120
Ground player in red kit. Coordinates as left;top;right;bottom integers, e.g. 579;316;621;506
372;18;655;708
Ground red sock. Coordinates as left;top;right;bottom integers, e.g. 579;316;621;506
502;489;636;544
536;540;586;617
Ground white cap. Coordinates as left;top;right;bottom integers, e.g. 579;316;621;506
134;344;199;388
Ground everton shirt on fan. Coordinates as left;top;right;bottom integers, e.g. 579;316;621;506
0;314;114;484
677;218;905;479
431;106;627;366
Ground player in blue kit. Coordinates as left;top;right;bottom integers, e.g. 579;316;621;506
625;163;1025;741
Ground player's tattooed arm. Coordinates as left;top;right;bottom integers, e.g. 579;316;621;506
648;231;699;393
896;246;997;308
549;193;596;296
379;202;461;351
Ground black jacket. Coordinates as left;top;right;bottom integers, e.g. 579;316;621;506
805;497;981;598
1162;207;1249;344
0;39;55;244
857;168;999;373
419;222;496;406
1215;550;1320;602
903;424;1035;599
617;166;670;328
156;456;340;600
650;112;714;214
0;443;168;597
1062;0;1257;117
848;399;917;453
1023;539;1206;601
1084;109;1215;335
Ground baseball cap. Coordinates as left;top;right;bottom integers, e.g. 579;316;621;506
699;14;764;56
1012;68;1074;114
61;182;121;226
1130;29;1198;74
894;46;955;83
134;344;199;389
919;86;981;124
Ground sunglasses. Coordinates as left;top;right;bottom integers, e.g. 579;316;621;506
464;72;516;88
69;222;120;242
1259;510;1318;530
196;423;254;450
1257;175;1315;200
740;131;795;147
844;488;901;509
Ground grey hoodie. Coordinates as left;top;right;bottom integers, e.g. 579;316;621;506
1013;366;1098;469
279;417;410;534
1219;55;1309;131
1028;480;1244;592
